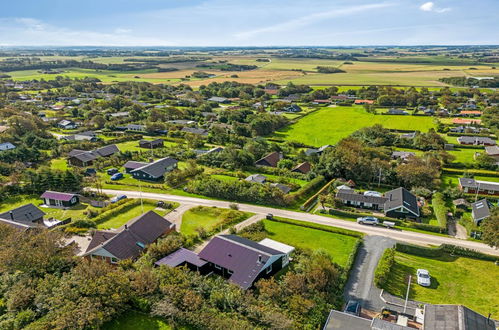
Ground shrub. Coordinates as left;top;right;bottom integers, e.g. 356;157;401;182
395;242;498;262
229;203;239;210
374;248;395;288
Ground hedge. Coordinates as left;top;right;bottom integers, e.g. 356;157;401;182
395;242;498;262
92;199;143;225
300;178;335;211
340;239;362;283
270;216;364;238
442;167;499;177
431;192;448;229
287;175;326;204
374;248;395;288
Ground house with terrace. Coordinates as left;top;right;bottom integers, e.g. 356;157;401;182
458;178;499;196
0;203;46;228
139;139;163;149
336;189;388;211
67;144;120;167
130;157;178;181
40;191;79;208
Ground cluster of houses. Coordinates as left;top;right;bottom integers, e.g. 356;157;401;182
458;177;498;224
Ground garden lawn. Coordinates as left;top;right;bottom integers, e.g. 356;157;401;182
103;311;171;330
50;158;69;171
446;148;479;165
274;106;437;146
384;252;499;318
181;206;253;236
262;219;358;268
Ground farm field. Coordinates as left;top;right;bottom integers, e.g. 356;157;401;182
262;219;359;267
180;206;253;236
274;106;437;146
384;251;499;318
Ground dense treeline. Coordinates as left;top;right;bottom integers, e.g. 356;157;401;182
0;59;159;72
439;76;499;88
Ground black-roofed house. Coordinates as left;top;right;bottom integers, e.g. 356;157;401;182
423;304;495;330
130;157;178;181
40;191;79;208
383;187;420;219
471;199;493;225
155;248;209;272
181;127;208;136
139;139;164;149
124;160;149;173
457;136;496;146
336;189;388;211
83;211;175;264
94;144;119;157
67;144;119;167
0;203;46;228
458;177;499;196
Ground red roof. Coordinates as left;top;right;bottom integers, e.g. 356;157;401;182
460;111;482;115
453;118;482;124
354;100;374;104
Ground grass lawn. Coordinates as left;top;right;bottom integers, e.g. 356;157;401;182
447;148;478;165
384;252;499;318
181;206;253;236
274;106;437;146
262;219;358;267
50;157;69;171
96;199;178;229
115;139;177;152
103;311;171;330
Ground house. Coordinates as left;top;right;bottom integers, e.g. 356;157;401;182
387;108;408;115
58;119;77;129
384;187;420;219
391;151;415;161
139;139;164;149
181;127;208;136
458;177;499;196
67;144;119;167
84;211;175;263
452;198;469;209
125;124;146;132
198;235;290;289
124;160;149;173
453;118;481;125
284;104;302;113
0;142;16;151
323;310;412;330
459;110;482;117
155;248;209;272
291;161;311;174
94;144;120;157
40;191;79;208
0;203;46;228
471;199;493;225
485;145;499;162
130;157;178;181
457;136;496;146
354;99;374;105
271;183;292;194
400;132;416;139
207;96;230;103
245;174;267;184
336;189;387;211
423;304;495;330
255;152;282;167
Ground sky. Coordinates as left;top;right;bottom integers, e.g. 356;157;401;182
0;0;497;46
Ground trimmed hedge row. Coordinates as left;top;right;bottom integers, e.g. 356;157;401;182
442;167;499;177
92;199;143;225
300;178;335;211
340;239;362;283
270;216;364;238
374;248;395;288
286;175;326;205
395;242;498;262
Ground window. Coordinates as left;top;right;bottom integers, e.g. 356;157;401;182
266;264;272;274
110;257;119;264
214;264;221;270
258;255;262;263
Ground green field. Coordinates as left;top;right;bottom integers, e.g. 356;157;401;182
103;311;171;330
262;219;358;267
181;206;253;236
384;251;499;318
275;106;437;146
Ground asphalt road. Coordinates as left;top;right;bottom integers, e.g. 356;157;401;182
96;188;499;256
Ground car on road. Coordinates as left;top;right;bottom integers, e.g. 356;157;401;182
107;168;118;175
266;213;273;220
110;172;123;181
357;216;379;225
344;300;361;316
111;194;127;203
416;269;431;287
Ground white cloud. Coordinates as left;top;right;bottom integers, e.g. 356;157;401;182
420;2;450;13
234;2;394;39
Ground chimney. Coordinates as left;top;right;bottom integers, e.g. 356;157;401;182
9;211;13;220
124;224;128;230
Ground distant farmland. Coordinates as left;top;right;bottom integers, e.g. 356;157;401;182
274;106;437;146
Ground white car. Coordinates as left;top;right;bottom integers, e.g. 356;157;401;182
356;216;379;225
417;269;431;287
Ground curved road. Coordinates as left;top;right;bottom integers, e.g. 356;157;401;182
97;188;499;256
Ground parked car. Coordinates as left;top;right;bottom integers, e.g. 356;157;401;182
110;172;123;181
266;213;273;220
107;168;118;175
111;194;127;203
356;216;379;225
344;300;361;316
417;269;431;287
84;168;97;176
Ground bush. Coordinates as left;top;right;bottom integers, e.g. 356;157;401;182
374;248;395;288
229;203;239;210
395;242;498;262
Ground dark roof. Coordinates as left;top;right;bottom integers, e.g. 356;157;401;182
198;235;285;289
181;127;208;136
384;187;419;217
471;199;492;222
291;161;311;174
0;203;45;225
459;178;499;192
271;183;292;194
323;310;371;330
245;174;267;184
124;161;149;170
68;149;87;157
139;139;163;146
40;191;77;202
423;304;496;330
336;190;388;205
85;211;174;260
155;248;207;267
457;136;496;145
85;230;117;252
70;151;97;163
94;144;119;157
255;152;281;167
131;157;178;179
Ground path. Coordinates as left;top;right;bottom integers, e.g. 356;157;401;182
93;188;499;256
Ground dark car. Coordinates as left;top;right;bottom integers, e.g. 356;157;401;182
344;300;361;316
84;168;97;176
110;172;123;181
111;194;127;203
107;168;118;175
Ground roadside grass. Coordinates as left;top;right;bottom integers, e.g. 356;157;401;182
261;219;358;267
95;199;178;230
180;206;253;236
274;106;436;146
103;311;172;330
384;251;499;318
